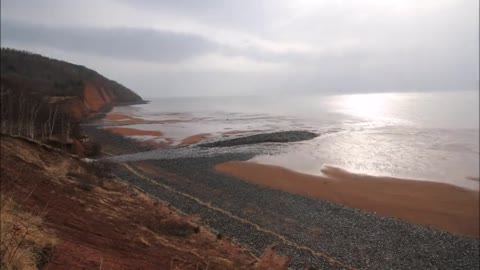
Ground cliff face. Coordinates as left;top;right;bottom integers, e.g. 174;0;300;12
83;83;112;112
62;82;127;121
83;82;114;112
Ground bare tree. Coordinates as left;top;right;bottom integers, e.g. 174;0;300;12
48;105;58;139
28;102;41;139
17;93;26;136
8;88;13;134
0;86;9;133
42;104;52;139
66;120;71;142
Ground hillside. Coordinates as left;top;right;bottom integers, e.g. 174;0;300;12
0;48;146;156
0;135;288;269
1;48;144;121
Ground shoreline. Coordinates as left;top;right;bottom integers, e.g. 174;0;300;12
215;161;480;237
179;133;211;145
104;126;163;137
99;112;212;146
84;125;480;268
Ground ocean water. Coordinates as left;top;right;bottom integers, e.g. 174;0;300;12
110;90;479;189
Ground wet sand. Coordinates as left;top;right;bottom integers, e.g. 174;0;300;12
104;126;175;148
180;133;210;146
105;126;163;137
223;129;265;135
106;113;147;122
105;113;182;124
105;126;209;147
141;138;174;148
215;161;480;237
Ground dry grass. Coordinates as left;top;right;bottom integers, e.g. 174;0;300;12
0;136;280;269
0;195;57;270
255;245;290;270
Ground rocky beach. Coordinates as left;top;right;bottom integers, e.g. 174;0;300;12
86;124;480;269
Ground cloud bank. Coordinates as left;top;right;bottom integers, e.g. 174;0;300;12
1;0;478;96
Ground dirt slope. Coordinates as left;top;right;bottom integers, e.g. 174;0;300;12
0;136;286;269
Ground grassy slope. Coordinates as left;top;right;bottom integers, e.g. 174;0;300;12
0;136;288;269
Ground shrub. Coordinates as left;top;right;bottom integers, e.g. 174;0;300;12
160;220;200;237
83;141;102;157
84;160;115;179
67;171;101;191
0;195;57;270
76;181;95;192
139;216;200;238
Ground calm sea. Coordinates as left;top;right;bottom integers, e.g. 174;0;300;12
111;90;479;189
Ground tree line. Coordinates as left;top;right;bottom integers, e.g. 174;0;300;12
1;47;143;102
0;84;78;142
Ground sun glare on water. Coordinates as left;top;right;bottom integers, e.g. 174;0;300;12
331;92;403;120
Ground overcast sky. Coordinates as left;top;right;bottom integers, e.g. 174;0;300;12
1;0;478;97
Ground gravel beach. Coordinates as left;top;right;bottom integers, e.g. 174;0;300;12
88;127;480;269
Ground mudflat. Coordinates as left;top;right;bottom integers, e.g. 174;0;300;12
105;126;163;136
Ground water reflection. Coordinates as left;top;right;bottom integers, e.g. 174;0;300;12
107;91;479;189
251;125;479;190
329;92;402;120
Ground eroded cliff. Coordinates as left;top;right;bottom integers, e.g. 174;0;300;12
1;48;144;121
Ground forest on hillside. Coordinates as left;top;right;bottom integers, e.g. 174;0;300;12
1;48;142;101
0;48;143;154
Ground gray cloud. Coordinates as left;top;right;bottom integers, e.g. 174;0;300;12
0;19;302;65
1;20;217;62
118;0;282;34
0;0;478;97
